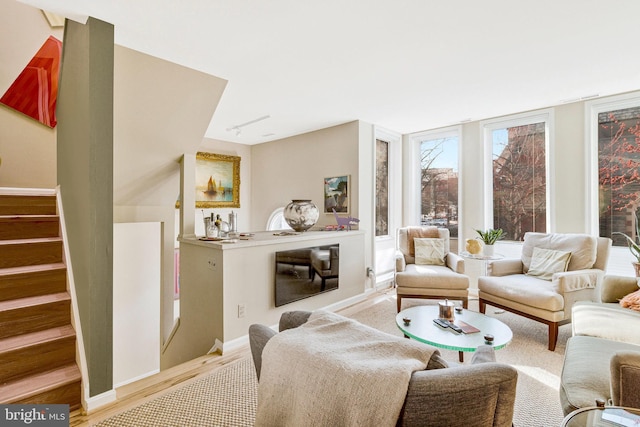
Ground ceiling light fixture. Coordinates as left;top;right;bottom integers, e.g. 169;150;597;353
226;115;271;136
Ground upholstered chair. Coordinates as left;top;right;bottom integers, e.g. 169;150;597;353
249;311;518;427
478;232;611;351
395;227;469;312
310;245;339;290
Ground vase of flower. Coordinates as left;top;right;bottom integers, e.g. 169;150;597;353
475;228;503;257
283;200;319;232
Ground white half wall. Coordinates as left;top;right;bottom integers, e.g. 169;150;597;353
113;222;161;387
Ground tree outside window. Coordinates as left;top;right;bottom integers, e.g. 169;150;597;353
420;137;458;237
492;122;546;241
598;106;640;245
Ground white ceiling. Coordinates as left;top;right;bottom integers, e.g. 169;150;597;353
20;0;640;145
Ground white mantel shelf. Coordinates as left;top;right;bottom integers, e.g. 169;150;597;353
178;229;364;250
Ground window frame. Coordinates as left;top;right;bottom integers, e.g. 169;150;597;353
409;125;462;235
586;91;640;236
374;127;400;242
481;109;554;239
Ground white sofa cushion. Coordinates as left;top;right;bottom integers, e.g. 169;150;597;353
396;264;469;290
479;274;564;311
521;232;597;273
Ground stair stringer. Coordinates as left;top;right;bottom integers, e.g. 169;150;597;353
56;187;116;412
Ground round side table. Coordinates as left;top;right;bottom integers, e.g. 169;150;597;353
460;252;503;276
561;406;640;426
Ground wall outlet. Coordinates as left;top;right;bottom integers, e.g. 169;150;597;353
238;304;245;318
207;258;217;271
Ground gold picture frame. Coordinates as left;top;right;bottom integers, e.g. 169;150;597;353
195;152;240;208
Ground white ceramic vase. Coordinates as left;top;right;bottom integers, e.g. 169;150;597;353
483;244;495;257
283;200;319;232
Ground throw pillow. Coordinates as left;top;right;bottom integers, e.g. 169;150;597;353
414;238;445;266
526;247;572;280
407;226;440;256
620;289;640;312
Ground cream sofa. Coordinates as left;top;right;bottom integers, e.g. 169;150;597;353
478;232;611;351
560;275;640;415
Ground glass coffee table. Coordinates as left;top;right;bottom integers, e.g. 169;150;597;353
396;305;512;362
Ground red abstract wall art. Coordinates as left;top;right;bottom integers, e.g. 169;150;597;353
1;36;62;128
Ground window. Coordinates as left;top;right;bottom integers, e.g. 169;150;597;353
484;112;551;241
375;139;389;237
597;105;640;243
266;207;292;231
416;130;459;238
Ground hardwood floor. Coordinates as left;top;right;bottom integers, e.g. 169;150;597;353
69;289;392;426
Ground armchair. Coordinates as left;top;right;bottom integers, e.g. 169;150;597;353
310;245;339;290
249;311;518;427
478;232;611;351
395;226;469;312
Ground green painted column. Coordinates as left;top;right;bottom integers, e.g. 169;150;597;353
57;17;114;397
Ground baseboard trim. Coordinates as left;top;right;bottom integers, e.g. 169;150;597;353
113;369;161;389
84;389;117;413
221;290;377;354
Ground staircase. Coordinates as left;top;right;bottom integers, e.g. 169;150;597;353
0;191;82;410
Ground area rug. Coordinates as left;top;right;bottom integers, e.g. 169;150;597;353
94;358;258;427
348;293;569;427
96;291;570;427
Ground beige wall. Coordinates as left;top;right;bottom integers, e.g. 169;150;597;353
111;45;227;354
250;121;361;231
553;102;587;232
194;138;252;234
0;0;63;188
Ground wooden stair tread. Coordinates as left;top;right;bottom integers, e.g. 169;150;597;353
0;325;75;353
0;364;81;402
0;292;70;311
0;263;66;277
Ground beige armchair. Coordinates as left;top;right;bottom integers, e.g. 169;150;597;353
478;232;611;351
395;227;469;312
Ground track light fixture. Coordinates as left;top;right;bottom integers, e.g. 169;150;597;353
226;115;271;136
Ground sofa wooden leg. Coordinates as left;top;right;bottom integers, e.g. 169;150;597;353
397;296;402;312
548;322;559;351
479;299;486;314
462;299;468;309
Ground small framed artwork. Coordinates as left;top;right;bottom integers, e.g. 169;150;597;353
195;152;240;208
324;175;349;214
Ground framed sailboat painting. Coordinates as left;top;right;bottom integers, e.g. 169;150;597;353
195;152;240;208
